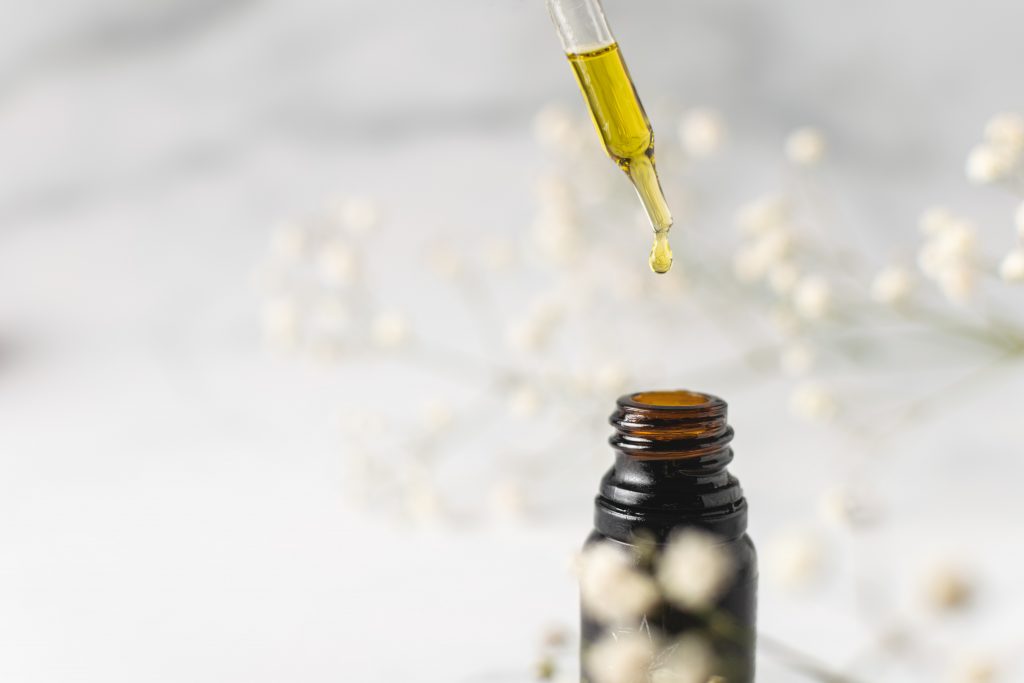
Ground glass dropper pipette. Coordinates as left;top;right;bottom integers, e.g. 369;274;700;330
546;0;674;273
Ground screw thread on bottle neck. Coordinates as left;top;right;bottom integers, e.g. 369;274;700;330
596;390;747;542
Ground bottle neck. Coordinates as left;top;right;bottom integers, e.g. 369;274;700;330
594;391;747;543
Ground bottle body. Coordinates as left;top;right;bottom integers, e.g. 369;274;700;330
580;391;757;683
580;532;757;683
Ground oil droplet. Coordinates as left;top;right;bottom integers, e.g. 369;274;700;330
649;231;673;274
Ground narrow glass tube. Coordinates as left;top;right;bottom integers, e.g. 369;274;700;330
546;0;675;273
546;0;614;53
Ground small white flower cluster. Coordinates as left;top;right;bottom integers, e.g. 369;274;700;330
732;193;835;319
579;529;736;628
785;127;827;167
965;113;1024;185
533;104;587;156
998;199;1024;283
733;195;795;285
506;295;564;353
578;542;660;624
818;485;880;530
789;382;838;422
871;264;915;306
259;196;416;355
532;174;582;264
916;206;977;304
923;563;974;612
585;633;656;683
766;529;825;589
578;530;733;683
586;631;716;683
947;654;996;683
650;634;716;683
679;108;726;159
732;164;846;422
656;529;736;611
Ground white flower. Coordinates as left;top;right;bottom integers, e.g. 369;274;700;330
780;341;815;376
427;244;463;280
792;275;832;319
917;216;977;303
947;654;996;683
532;205;580;264
819;486;879;529
316;239;357;286
484;238;516;271
579;542;659;623
592;362;629;394
405;480;442;524
535;173;575;207
541;623;569;649
756;230;793;264
270;222;306;262
735;195;791;235
917;224;975;276
932;220;977;262
489;479;526;520
999;248;1024;282
966;144;1015;184
657;528;735;610
785;127;826;166
732;246;767;284
534;104;577;149
584;633;656;683
871;266;914;305
262;296;300;347
679;108;725;158
732;232;793;284
651;634;715;683
1015;201;1024;239
534;655;556;680
507;385;542;418
768;531;824;589
916;243;943;278
308;299;351;341
420;399;454;431
339;197;381;234
919;206;955;235
768;262;800;295
370;311;410;348
984;112;1024;153
938;266;975;305
789;382;838;421
507;300;563;352
924;564;973;611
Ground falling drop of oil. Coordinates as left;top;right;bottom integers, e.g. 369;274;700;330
649;231;673;274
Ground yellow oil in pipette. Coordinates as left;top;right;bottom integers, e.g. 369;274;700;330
567;42;673;273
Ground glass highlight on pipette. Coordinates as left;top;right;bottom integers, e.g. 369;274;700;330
546;0;674;273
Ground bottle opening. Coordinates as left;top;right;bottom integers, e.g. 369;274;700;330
611;389;731;457
630;390;712;407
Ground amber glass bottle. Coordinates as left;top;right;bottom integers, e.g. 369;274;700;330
582;390;757;682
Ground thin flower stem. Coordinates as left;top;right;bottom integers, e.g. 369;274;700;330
699;609;866;683
758;632;868;683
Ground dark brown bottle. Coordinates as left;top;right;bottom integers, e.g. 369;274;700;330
581;390;757;682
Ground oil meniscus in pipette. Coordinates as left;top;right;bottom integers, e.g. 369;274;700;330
567;42;674;273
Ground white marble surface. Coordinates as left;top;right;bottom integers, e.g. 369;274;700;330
2;1;1024;681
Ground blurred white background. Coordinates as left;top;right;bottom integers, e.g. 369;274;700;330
2;1;1023;681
